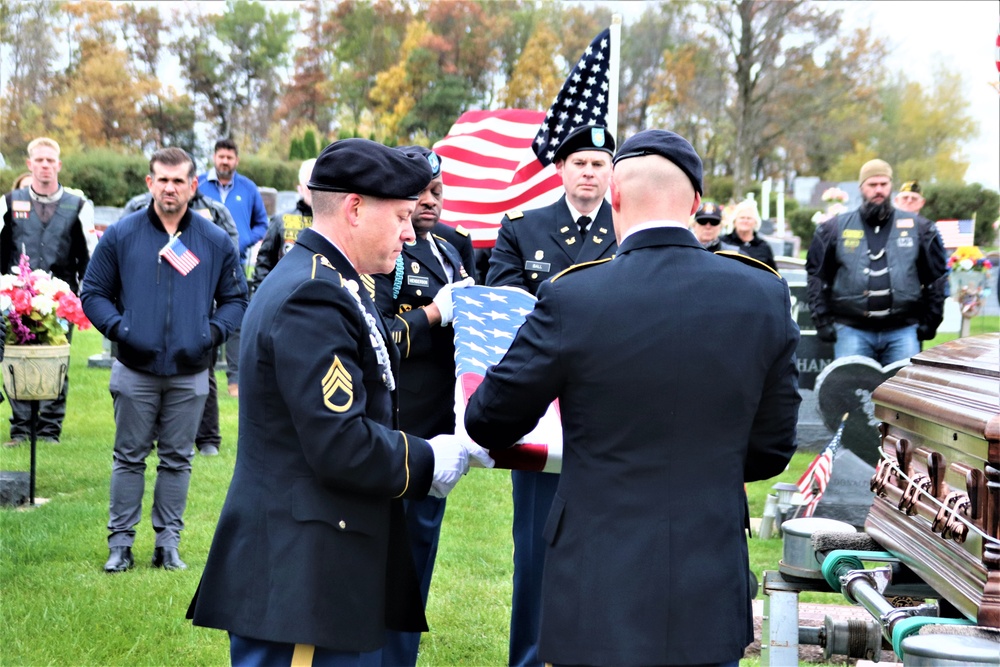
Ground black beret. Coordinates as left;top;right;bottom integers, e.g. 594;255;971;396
694;201;722;224
308;139;432;200
613;129;703;195
397;145;442;178
552;125;616;163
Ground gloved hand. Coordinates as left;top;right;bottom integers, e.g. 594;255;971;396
427;434;495;498
816;323;837;343
917;324;937;341
432;277;474;326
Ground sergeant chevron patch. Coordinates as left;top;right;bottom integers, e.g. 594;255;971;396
322;356;354;413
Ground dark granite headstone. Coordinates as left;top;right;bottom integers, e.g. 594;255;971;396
0;471;29;507
795;332;835;391
814;355;909;467
812;448;875;528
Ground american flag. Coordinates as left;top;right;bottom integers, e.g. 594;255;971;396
434;28;612;248
159;235;200;276
451;285;563;472
935;219;975;249
795;414;846;517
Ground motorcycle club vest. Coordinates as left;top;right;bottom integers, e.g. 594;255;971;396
831;209;922;322
9;187;84;288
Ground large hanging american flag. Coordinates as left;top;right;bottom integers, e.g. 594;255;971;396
451;285;563;472
796;414;847;517
434;28;612;248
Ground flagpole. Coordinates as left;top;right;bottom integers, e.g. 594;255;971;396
608;14;622;144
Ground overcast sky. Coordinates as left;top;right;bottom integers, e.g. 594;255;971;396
599;0;1000;189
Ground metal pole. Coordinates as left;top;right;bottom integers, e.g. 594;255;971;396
29;400;38;505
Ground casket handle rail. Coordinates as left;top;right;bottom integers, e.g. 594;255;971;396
872;448;999;550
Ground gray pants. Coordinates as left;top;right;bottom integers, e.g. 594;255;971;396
107;361;208;549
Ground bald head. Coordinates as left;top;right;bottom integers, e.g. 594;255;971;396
610;156;700;241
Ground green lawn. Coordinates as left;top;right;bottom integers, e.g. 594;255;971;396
1;321;996;666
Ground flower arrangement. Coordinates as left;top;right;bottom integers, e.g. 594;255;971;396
1;254;90;346
947;246;993;272
821;187;849;204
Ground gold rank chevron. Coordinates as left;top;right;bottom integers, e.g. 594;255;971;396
322;356;353;413
360;274;376;300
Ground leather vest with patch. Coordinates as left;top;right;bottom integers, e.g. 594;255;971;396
831;209;921;320
10;188;83;279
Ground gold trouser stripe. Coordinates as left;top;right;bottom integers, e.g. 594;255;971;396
291;643;315;667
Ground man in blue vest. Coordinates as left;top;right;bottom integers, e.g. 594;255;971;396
197;138;269;398
1;137;97;445
806;159;947;365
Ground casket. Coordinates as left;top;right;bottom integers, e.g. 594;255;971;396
866;333;999;628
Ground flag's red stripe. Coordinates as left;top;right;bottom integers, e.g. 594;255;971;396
489;444;548;472
443;176;563;215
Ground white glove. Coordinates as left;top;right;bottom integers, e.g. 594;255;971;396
427;434;495;498
432;277;474;326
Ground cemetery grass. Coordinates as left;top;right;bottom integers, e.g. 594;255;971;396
2;324;996;666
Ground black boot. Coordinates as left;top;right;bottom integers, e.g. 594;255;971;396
104;546;134;573
152;546;187;570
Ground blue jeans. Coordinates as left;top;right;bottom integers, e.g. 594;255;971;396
834;323;919;366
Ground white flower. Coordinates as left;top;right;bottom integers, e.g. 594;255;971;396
30;294;57;315
959;258;974;271
0;294;10;312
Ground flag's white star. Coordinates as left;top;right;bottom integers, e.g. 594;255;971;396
513;306;532;317
554;123;564;135
559;110;569;121
487;345;508;356
568;86;577;95
546;150;555;160
486;328;513;339
572;73;581;83
582;89;592;99
591;63;601;73
601;81;608;91
596;93;606;104
460;326;488;341
600;38;607;49
463;312;486;325
595;52;604;61
468;358;490;371
573;113;584;124
484;292;509;303
461;341;490;356
585;46;593;56
484;310;511;321
587;76;596;86
456;294;483;307
577;100;588;110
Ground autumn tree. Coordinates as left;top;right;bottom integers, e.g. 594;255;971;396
52;0;156;150
828;67;977;184
500;22;562;109
277;0;340;136
0;0;63;154
704;0;839;197
170;0;294;149
332;0;412;133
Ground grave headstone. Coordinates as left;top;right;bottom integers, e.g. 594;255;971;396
811;448;875;528
814;355;909;467
0;471;29;507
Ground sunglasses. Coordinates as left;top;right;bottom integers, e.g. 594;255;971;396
695;218;721;226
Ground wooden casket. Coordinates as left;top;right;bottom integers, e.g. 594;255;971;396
866;332;999;628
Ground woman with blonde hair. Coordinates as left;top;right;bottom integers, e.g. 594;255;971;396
722;200;777;270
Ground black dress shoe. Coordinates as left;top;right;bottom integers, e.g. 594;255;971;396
152;546;187;570
104;546;134;573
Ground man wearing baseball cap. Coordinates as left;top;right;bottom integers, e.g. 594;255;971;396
189;139;492;666
893;180;926;215
466;129;799;666
806;159;947;364
484;124;617;667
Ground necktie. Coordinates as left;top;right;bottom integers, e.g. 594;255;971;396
576;216;591;241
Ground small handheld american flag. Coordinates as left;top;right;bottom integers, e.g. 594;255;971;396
159;234;200;276
795;413;848;517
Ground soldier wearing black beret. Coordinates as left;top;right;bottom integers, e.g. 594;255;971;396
466;128;800;666
484;124;617;667
189;138;492;665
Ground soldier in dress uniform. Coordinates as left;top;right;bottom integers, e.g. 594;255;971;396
188;139;491;667
373;146;473;667
484;124;616;667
